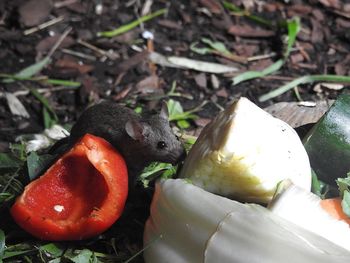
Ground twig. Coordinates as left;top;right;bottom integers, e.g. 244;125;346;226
54;0;79;8
0;86;77;98
61;48;97;61
77;39;119;60
47;27;72;58
247;47;299;62
24;16;65;35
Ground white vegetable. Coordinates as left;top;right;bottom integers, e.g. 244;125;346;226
143;179;350;263
268;181;350;251
179;97;311;203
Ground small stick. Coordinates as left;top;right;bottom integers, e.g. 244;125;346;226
24;16;65;35
0;85;77;98
247;47;299;62
47;27;72;58
77;39;107;56
54;0;79;8
77;39;118;60
61;48;97;61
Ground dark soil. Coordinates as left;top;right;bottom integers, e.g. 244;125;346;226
1;0;350;262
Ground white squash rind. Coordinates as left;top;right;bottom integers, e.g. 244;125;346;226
143;179;350;263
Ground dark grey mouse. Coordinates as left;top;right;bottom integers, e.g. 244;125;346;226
51;101;186;178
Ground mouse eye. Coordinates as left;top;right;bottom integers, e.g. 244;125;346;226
157;141;167;149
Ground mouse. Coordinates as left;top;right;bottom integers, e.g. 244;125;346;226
50;101;186;178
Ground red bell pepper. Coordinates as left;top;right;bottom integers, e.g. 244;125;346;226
10;134;128;241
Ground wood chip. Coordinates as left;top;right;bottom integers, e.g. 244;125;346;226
36;35;74;53
199;0;222;14
228;25;275;38
136;75;160;93
194;73;207;89
19;0;53;27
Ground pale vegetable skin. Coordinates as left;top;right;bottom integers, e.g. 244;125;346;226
143;179;350;263
179;97;311;203
268;182;350;251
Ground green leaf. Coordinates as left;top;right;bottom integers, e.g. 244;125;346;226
222;1;273;28
311;170;321;197
68;249;94;263
98;9;167;37
190;42;212;55
259;74;350;102
285;17;300;58
337;173;350;197
177;120;190;129
17;57;51;79
29;88;58;125
167;99;197;122
233;59;284;85
0;153;23;171
45;79;81;87
39;243;64;258
140;162;176;187
201;38;231;56
0;193;14;203
43;107;56;129
0;229;5;261
167;99;184;118
2;58;51;83
341;190;350;217
27;152;54;181
3;250;33;260
9;143;27;161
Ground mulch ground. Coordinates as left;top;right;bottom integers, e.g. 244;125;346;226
0;0;349;261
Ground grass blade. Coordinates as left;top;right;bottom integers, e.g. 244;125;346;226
98;8;167;37
233;59;284;85
0;229;5;261
29;88;58;123
285;17;300;58
259;74;350;102
46;78;81;87
222;1;273;28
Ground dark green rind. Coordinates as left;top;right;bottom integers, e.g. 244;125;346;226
303;95;350;185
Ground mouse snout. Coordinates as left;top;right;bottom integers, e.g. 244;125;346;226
170;145;187;165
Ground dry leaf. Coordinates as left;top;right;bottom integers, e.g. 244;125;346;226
5;92;30;118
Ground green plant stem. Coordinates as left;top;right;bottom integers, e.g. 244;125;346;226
259;75;350;102
98;8;167;37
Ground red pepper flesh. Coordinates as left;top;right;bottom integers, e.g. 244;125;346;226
11;134;128;240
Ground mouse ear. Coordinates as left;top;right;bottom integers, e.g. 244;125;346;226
159;101;169;119
125;120;147;141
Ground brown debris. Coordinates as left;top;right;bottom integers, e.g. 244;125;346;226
55;58;94;74
310;18;324;44
318;0;341;9
228;24;275;38
199;0;222;14
216;88;228;98
18;0;53;27
115;50;149;73
136;75;160;94
36;35;75;53
157;19;182;30
194;73;207;89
